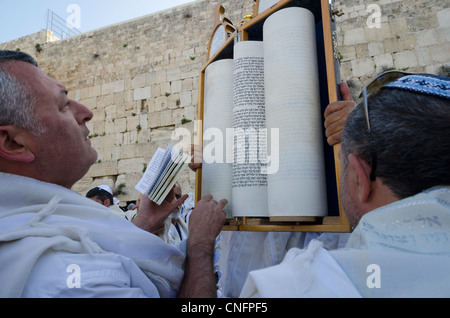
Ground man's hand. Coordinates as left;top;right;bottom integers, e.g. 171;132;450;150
179;194;227;298
188;144;202;172
187;194;227;249
131;187;188;234
324;81;356;146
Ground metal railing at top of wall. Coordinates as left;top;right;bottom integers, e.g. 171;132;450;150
46;9;81;40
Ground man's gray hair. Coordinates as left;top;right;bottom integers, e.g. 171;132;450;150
341;86;450;199
0;50;45;136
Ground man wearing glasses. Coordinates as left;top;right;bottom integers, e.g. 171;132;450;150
240;72;450;297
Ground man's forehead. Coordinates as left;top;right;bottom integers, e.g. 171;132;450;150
4;60;66;91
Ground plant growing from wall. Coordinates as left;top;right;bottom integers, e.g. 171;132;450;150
181;117;192;124
35;43;42;53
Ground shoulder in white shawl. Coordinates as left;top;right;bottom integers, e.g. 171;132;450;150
239;239;361;298
0;173;185;297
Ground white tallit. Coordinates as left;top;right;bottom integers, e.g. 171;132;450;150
240;186;450;297
331;186;450;297
216;230;351;297
0;172;186;298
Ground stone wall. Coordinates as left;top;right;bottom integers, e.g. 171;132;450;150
1;0;253;205
1;0;449;206
334;0;449;100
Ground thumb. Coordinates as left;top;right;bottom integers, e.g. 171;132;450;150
177;194;188;206
168;194;188;211
340;81;353;102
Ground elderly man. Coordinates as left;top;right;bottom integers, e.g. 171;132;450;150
0;50;227;298
240;72;450;297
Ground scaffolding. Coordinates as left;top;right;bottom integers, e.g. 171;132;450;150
46;9;81;40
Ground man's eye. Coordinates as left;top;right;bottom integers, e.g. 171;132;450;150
61;101;70;110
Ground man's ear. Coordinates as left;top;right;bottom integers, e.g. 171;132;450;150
347;153;372;203
103;198;112;207
0;126;35;163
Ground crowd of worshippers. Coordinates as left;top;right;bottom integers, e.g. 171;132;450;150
0;49;449;298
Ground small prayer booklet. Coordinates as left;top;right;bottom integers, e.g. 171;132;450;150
135;145;190;204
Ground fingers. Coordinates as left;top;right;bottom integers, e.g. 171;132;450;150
189;144;203;172
201;194;227;210
191;144;202;163
340;81;353;102
323;81;354;125
169;194;188;211
160;187;187;212
187;195;228;252
324;100;351;119
198;194;228;218
326;130;343;146
324;106;352;146
177;194;189;206
324;102;353;127
323;83;356;147
201;194;213;201
217;199;228;211
325;115;347;135
188;162;202;172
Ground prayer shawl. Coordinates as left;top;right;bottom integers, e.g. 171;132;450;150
0;173;186;298
216;231;350;297
168;217;189;246
240;186;450;297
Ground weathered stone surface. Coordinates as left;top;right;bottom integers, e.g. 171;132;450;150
2;0;449;203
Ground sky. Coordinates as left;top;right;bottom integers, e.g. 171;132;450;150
0;0;196;43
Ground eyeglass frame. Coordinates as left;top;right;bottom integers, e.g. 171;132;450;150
358;70;411;180
360;70;411;131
